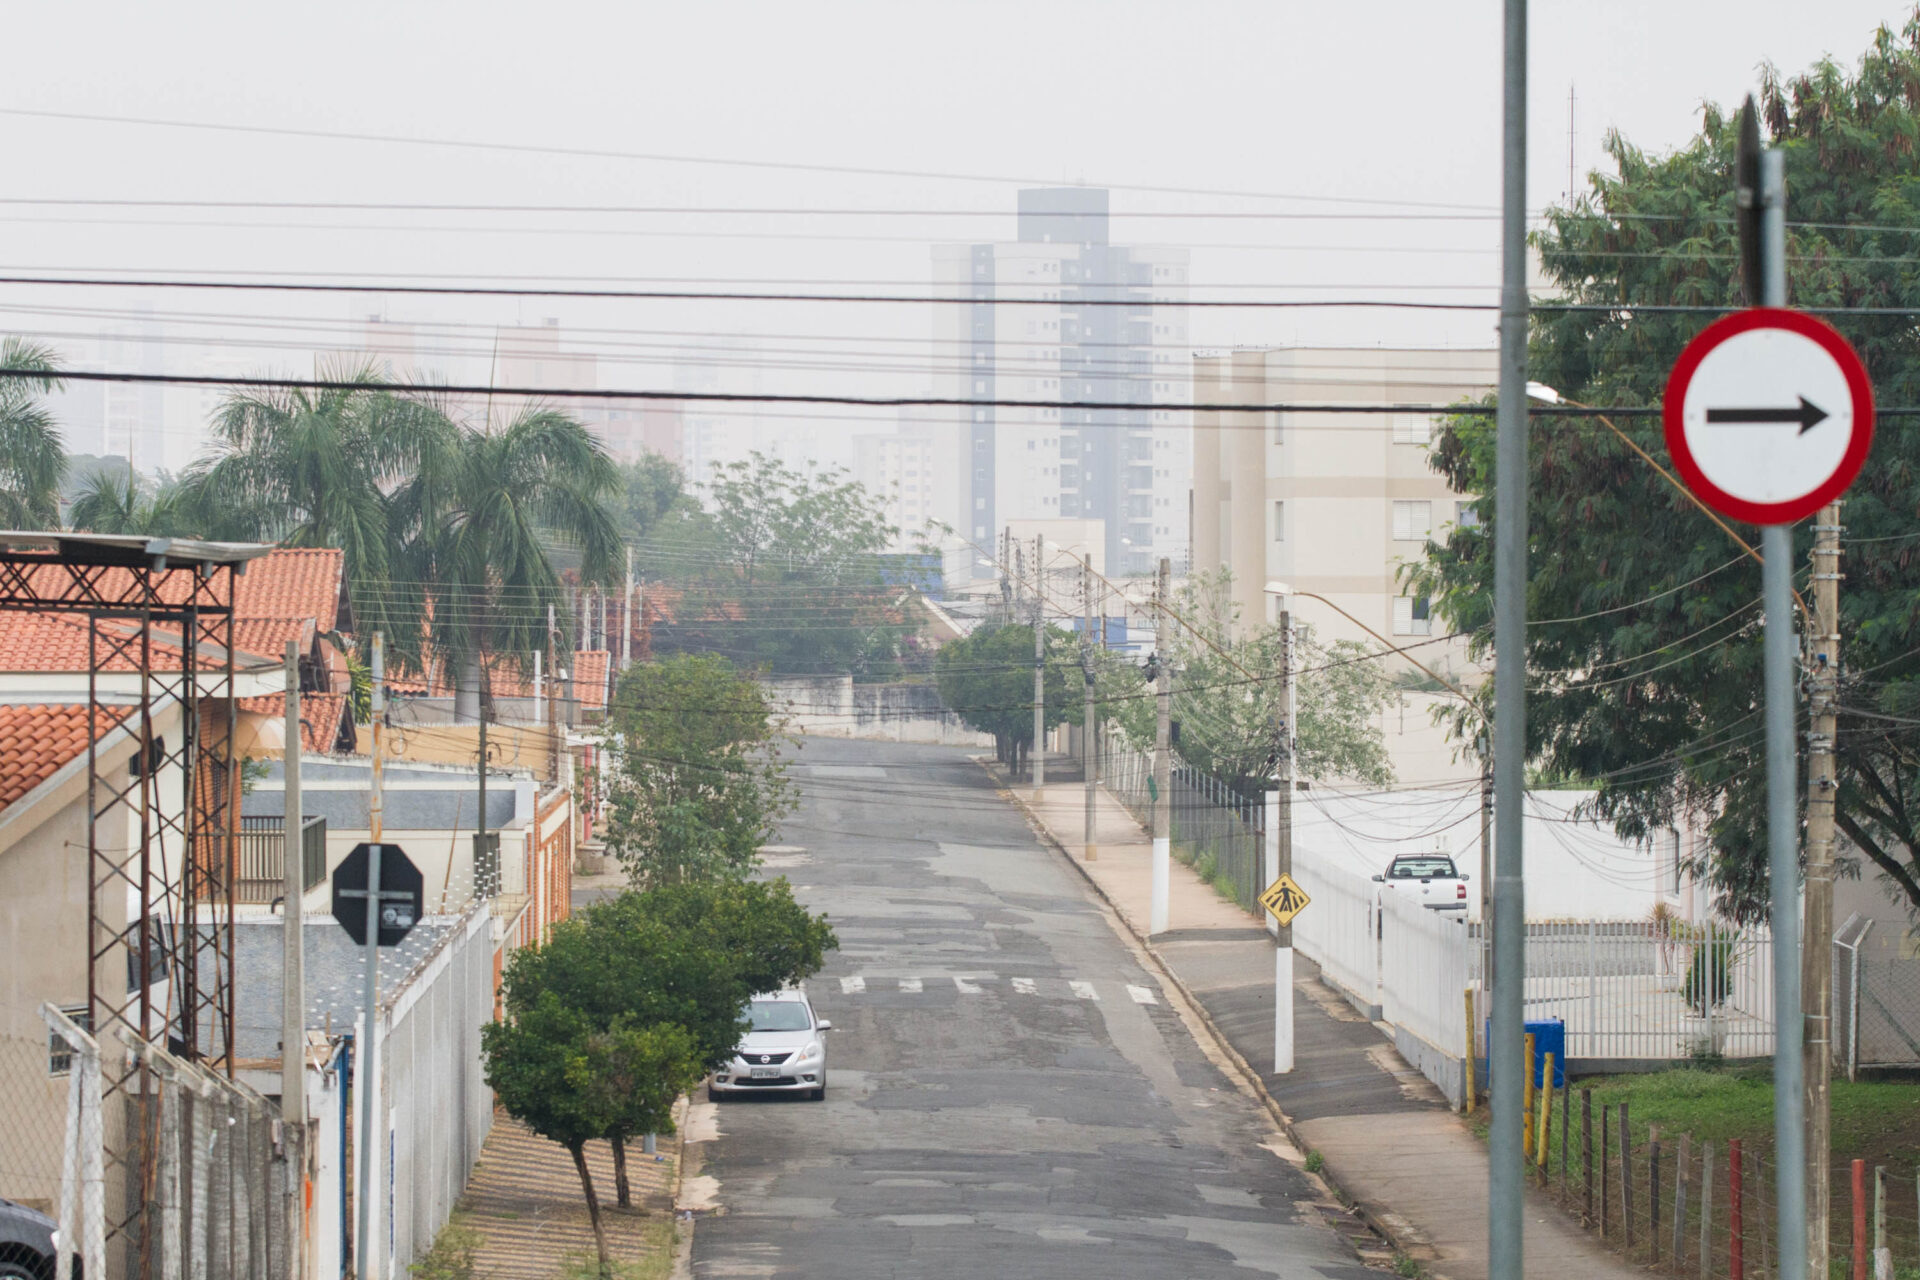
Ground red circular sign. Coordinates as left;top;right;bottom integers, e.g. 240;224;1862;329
1662;308;1874;525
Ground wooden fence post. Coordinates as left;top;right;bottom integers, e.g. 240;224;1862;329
1601;1102;1612;1238
1464;988;1477;1115
1853;1158;1868;1280
1621;1102;1634;1250
1873;1164;1889;1280
1524;1032;1537;1161
1698;1139;1714;1280
1561;1074;1571;1184
1672;1132;1690;1272
1536;1052;1555;1171
1729;1138;1743;1280
1650;1124;1662;1266
1583;1091;1595;1226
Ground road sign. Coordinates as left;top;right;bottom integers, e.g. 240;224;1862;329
331;842;424;947
1663;307;1874;525
1259;873;1311;927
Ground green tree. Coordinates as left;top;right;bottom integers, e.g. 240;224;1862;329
1410;16;1920;917
934;622;1074;774
407;406;622;721
642;452;914;676
602;653;795;885
613;452;685;543
1101;570;1398;792
66;465;205;537
0;338;67;528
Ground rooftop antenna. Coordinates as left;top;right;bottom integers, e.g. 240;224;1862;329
1567;83;1578;204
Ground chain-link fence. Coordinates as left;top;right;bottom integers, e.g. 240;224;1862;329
5;1005;303;1280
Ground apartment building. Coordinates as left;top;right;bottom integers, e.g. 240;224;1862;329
932;187;1190;579
852;425;941;551
1191;347;1497;680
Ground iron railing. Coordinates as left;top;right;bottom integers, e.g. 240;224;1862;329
236;814;327;903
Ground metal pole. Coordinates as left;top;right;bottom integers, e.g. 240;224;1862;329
353;840;383;1280
1758;142;1808;1280
1152;557;1172;934
1275;609;1296;1073
1489;1;1529;1274
622;548;634;671
477;672;491;896
1082;553;1097;861
370;633;384;845
281;640;306;1280
1033;535;1047;795
1803;501;1840;1275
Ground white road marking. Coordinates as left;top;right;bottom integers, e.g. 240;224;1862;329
898;978;923;994
839;976;866;994
1070;981;1099;1001
954;976;983;995
1010;977;1037;995
1126;984;1159;1006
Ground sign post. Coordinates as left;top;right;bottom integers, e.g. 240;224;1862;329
1662;141;1873;1280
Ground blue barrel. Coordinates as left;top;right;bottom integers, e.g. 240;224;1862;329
1482;1016;1567;1087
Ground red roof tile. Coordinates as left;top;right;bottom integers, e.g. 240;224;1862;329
298;692;351;754
234;549;343;634
572;650;611;710
0;703;130;810
0;611;279;673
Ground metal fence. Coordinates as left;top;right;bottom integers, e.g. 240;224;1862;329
1381;889;1473;1057
1098;730;1266;915
1291;852;1382;1012
235;814;326;904
4;1005;303;1280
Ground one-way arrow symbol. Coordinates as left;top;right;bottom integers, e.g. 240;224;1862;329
1705;396;1830;434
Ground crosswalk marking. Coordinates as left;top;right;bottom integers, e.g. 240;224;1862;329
1126;984;1158;1006
953;976;983;995
1069;981;1099;1001
898;978;923;994
1010;977;1037;995
839;976;866;994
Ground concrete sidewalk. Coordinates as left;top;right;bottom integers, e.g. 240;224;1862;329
1003;763;1638;1280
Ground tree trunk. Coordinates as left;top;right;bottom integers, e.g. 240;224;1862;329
454;652;482;724
568;1141;611;1277
611;1134;631;1208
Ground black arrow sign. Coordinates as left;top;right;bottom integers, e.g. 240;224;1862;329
1705;396;1829;434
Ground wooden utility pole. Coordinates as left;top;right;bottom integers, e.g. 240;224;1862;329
1804;501;1843;1278
621;548;634;670
1032;535;1046;793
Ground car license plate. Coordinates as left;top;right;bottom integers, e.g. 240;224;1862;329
751;1067;778;1079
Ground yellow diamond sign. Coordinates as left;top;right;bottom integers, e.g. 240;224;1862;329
1259;873;1311;926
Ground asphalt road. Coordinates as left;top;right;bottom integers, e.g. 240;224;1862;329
685;738;1369;1280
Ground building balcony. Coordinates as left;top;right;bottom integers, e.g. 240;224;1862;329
236;814;327;904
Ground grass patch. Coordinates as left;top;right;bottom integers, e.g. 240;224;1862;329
556;1221;679;1280
1304;1149;1325;1174
410;1214;484;1280
1392;1252;1421;1278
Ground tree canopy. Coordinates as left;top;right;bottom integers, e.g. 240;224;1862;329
0;338;67;528
1410;16;1920;918
934;621;1075;773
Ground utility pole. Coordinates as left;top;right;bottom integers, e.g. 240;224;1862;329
1082;553;1096;862
477;658;492;897
1151;557;1172;935
356;632;386;1280
1488;0;1530;1274
1274;607;1295;1074
281;640;306;1280
546;602;559;783
1480;735;1494;1002
1032;535;1046;794
1804;501;1842;1274
622;548;634;670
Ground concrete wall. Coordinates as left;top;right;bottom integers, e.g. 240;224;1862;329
760;675;993;747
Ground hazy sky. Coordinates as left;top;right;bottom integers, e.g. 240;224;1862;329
1;0;1911;454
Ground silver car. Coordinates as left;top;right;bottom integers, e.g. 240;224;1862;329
708;989;832;1101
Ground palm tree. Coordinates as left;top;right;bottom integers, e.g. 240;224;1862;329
182;365;453;664
68;466;207;537
0;338;68;528
412;406;622;722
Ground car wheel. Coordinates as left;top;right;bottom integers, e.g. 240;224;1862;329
707;1084;723;1102
0;1259;44;1280
809;1076;826;1101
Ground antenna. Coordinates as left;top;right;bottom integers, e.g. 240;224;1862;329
1568;84;1578;204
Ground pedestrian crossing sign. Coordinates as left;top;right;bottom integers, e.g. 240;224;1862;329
1259;873;1310;926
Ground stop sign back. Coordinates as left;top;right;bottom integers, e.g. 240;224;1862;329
1662;307;1874;525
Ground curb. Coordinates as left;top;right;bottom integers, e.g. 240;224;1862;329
666;1095;697;1280
985;760;1433;1272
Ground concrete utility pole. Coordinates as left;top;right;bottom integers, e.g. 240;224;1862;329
281;640;306;1280
477;658;491;896
357;632;386;1280
1274;608;1296;1074
1804;501;1842;1273
1032;535;1046;793
1151;557;1172;935
1082;553;1096;862
1488;0;1530;1274
622;548;634;670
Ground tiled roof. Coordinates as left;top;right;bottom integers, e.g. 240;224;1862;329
0;612;258;672
0;703;130;810
232;617;316;662
572;650;611;710
298;692;352;754
235;548;343;634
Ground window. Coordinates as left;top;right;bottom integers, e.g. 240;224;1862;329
1392;413;1435;445
1272;500;1285;542
1393;595;1433;636
49;1005;91;1076
1456;500;1481;529
1392;500;1432;541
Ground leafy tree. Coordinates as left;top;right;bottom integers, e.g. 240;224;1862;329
1410;16;1920;918
642;452;914;676
1101;570;1398;792
602;653;796;885
481;989;700;1276
0;337;67;528
613;452;686;543
405;406;622;721
934;622;1075;774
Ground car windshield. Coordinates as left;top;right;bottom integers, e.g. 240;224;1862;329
1390;857;1455;879
747;1000;813;1032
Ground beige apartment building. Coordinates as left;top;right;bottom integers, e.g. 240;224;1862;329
1191;347;1497;683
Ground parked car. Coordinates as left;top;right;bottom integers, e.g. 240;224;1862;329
1372;852;1469;911
709;988;832;1102
0;1196;76;1280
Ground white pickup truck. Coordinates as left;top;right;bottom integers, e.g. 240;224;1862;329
1372;853;1470;911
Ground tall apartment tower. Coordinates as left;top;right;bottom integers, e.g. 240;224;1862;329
933;188;1189;579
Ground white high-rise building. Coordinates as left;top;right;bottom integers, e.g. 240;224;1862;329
932;188;1190;580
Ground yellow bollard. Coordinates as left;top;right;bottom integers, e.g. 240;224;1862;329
1464;988;1477;1115
1536;1051;1556;1169
1523;1032;1536;1160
